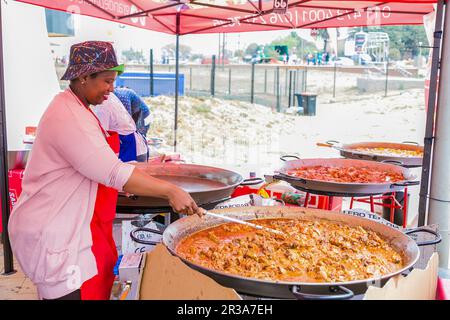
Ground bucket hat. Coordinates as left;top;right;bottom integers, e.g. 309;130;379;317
61;41;124;81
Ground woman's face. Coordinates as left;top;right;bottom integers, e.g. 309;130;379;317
81;70;117;105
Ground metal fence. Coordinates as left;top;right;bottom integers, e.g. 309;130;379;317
125;61;424;110
56;61;425;111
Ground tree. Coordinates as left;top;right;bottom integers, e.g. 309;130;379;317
162;43;192;60
269;32;317;59
122;47;146;64
234;49;245;58
389;48;401;61
366;25;429;59
245;43;261;56
190;53;204;62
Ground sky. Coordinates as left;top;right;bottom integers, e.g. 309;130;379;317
49;11;303;62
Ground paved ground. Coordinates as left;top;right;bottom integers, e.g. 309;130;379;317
0;243;38;300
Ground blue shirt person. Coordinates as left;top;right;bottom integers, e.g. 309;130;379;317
113;87;151;137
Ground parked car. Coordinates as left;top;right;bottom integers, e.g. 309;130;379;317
330;57;355;66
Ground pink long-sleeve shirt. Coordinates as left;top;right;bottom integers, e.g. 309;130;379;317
8;88;135;299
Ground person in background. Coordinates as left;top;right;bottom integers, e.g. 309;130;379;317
93;92;149;162
114;87;151;137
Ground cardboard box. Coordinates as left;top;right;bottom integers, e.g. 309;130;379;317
364;252;438;300
138;244;438;300
139;244;240;300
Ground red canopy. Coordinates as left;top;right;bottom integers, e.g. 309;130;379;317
17;1;435;35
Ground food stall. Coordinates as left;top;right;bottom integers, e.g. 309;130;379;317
1;0;449;300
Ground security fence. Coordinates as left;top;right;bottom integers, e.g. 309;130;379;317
56;60;425;111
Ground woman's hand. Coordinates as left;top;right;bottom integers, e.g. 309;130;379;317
123;168;203;216
167;186;200;216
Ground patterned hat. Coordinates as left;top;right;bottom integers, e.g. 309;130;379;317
61;41;124;81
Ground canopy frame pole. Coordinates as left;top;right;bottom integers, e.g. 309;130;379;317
118;2;181;19
419;0;446;227
0;2;15;275
149;48;154;97
174;12;181;152
428;0;450;274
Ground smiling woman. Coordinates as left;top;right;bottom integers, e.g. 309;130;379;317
7;41;201;301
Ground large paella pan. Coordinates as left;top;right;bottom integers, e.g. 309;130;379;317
163;206;440;299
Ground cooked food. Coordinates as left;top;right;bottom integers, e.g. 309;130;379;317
176;218;404;283
354;147;423;158
287;165;405;183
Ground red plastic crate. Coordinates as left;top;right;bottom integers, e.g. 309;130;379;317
1;169;25;233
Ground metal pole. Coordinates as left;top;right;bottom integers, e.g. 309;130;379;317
228;68;231;95
273;68;276;94
218;34;221;67
189;67;192;91
264;69;267;93
419;0;445;227
149;49;154;97
333;63;337;98
304;67;308;92
222;33;226;68
211;55;216;97
288;70;293;107
384;58;389;97
276;66;281;112
250;63;255;103
174;13;180;152
0;3;15;275
427;0;450;273
285;67;288;96
293;70;297;99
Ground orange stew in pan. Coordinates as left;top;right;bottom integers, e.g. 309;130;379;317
176;218;404;283
355;147;423;158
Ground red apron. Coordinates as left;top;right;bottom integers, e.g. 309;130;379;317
80;128;120;300
69;90;120;300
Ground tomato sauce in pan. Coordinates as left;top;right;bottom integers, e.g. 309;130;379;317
288;166;405;184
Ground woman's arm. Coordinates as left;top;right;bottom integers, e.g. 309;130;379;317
122;168;200;215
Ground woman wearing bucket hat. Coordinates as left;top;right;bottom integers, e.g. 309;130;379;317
8;41;201;300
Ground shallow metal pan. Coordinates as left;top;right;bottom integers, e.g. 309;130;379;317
273;157;419;196
163;206;440;299
117;163;261;208
319;140;423;168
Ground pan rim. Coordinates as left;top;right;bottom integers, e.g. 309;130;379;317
164;209;420;289
134;162;244;192
340;141;424;160
279;158;415;186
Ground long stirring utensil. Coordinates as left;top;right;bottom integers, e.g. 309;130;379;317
201;209;285;236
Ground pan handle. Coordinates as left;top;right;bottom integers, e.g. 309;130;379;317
381;159;404;166
402;141;419;146
130;227;163;246
273;174;307;185
326;140;340;146
273;198;285;206
240;178;265;186
390;181;420;187
280;155;301;161
291;285;354;300
404;227;442;247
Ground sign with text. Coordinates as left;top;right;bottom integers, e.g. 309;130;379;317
273;0;288;14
